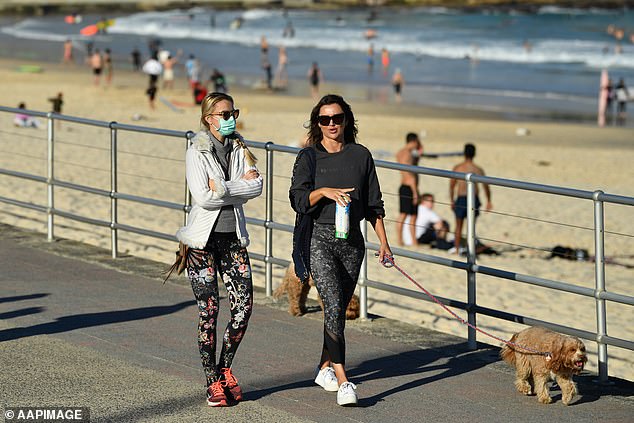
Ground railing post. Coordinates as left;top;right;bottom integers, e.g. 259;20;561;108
593;190;609;383
466;173;477;350
184;131;194;225
110;122;118;259
359;219;369;319
46;112;54;242
264;142;274;296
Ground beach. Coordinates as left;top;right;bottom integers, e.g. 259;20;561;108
1;57;633;383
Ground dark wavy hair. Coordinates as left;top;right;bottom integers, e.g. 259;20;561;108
306;94;357;146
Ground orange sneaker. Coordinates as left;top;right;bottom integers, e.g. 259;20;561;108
206;380;228;407
221;367;243;401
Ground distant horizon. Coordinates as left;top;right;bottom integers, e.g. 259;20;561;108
1;0;633;15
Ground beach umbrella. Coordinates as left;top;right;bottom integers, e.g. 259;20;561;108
143;59;163;76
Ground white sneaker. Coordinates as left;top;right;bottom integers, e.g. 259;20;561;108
337;381;358;406
314;366;339;392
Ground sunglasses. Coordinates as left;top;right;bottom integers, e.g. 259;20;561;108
318;113;345;126
209;109;240;121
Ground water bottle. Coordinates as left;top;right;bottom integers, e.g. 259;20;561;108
335;202;350;239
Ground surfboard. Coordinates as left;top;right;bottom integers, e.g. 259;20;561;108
80;24;98;36
17;65;42;73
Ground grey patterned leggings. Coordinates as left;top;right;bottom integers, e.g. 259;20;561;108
310;223;365;366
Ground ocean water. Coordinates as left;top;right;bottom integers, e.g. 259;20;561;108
1;6;633;121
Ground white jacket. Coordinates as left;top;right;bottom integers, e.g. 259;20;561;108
176;130;263;249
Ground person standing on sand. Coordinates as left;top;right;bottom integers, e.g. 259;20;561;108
62;39;73;65
367;43;374;73
290;94;391;407
90;49;103;86
103;48;113;86
381;48;390;76
395;133;422;246
449;143;492;254
175;92;262;407
307;62;322;100
392;68;403;103
615;78;630;125
210;68;227;93
162;51;181;90
131;47;141;71
275;45;288;88
48;92;63;114
146;83;157;110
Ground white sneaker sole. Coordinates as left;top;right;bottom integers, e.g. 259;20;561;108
315;377;339;392
337;396;358;406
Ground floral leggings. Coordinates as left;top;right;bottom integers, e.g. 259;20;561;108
186;232;253;386
310;223;365;366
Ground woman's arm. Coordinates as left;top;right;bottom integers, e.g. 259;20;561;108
289;149;319;214
186;149;244;209
364;151;391;263
369;215;392;263
224;165;263;200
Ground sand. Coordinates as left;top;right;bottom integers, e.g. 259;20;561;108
1;58;633;381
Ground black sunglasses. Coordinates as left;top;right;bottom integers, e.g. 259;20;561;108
210;109;240;121
318;113;345;126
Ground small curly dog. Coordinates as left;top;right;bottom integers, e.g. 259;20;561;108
501;326;587;405
274;263;360;320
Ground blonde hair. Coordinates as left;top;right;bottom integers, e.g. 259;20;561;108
200;92;257;166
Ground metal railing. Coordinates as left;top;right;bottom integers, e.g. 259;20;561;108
1;106;633;383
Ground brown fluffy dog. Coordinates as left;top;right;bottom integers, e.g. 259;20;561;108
501;326;587;405
274;263;360;320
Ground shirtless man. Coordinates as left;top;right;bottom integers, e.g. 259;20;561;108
396;132;423;246
162;50;181;90
90;49;103;86
449;143;492;253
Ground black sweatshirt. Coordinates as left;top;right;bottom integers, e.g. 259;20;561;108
289;142;385;225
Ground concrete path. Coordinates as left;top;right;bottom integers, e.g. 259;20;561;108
1;224;632;423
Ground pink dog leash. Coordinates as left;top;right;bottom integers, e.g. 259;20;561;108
376;253;552;360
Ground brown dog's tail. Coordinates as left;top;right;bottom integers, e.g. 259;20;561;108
500;333;518;366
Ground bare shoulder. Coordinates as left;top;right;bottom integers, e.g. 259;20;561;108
475;163;486;176
396;147;410;164
453;161;467;172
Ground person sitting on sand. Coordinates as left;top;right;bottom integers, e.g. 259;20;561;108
402;193;452;250
14;103;42;129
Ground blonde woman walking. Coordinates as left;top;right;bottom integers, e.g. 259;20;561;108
176;92;262;406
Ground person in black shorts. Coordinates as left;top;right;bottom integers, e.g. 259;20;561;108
395;132;422;245
449;143;492;254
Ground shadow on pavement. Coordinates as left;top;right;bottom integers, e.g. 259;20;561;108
0;306;45;320
0;293;49;303
0;300;194;342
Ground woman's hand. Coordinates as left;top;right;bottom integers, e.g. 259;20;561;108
242;169;260;180
377;243;393;267
208;177;216;191
319;187;354;206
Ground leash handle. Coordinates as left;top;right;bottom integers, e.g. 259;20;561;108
374;251;394;268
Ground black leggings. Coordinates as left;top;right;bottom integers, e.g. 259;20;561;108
186;232;253;386
310;223;365;366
